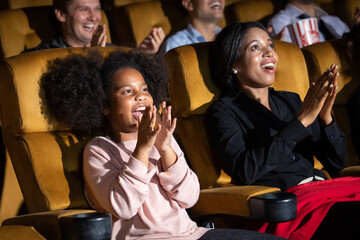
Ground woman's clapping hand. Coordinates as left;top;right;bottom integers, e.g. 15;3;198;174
297;64;338;127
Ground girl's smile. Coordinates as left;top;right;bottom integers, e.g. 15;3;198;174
131;105;147;119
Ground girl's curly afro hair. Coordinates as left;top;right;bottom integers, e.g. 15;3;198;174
101;49;168;107
40;48;168;132
41;50;105;132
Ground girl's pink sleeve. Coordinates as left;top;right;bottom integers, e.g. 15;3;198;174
83;140;156;220
157;138;200;208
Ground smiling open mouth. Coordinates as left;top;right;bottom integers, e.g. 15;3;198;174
210;1;222;9
83;24;95;30
261;62;276;70
132;106;146;118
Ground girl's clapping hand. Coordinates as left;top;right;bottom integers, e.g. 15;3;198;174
154;101;177;153
136;105;160;151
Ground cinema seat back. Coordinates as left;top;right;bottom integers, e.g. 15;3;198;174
108;0;170;47
0;47;119;240
225;0;274;26
333;0;359;27
4;0;52;9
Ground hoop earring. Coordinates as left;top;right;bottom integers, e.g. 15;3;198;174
233;69;238;74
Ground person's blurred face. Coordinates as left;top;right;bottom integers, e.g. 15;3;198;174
185;0;225;23
233;27;278;91
290;0;316;5
57;0;102;47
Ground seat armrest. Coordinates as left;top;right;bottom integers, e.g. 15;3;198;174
2;209;95;240
191;185;297;223
249;191;297;222
0;225;46;240
340;166;360;177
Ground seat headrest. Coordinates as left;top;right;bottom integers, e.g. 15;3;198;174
0;47;119;134
302;38;360;105
126;1;171;45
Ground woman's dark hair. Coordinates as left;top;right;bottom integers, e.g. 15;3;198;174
210;21;270;93
41;49;168;132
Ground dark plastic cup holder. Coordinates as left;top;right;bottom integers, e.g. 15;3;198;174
249;191;297;223
59;212;112;240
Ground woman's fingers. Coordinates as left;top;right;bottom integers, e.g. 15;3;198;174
299;64;339;127
312;65;337;98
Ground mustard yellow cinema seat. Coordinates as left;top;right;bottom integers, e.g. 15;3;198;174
0;6;111;59
0;225;46;240
2;0;52;9
165;40;307;223
0;149;23;225
0;47;119;240
302;39;360;176
111;0;152;7
106;0;170;48
225;0;274;26
0;5;111;228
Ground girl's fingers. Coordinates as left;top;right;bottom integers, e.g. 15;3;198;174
140;105;153;126
152;105;161;133
161;101;167;122
167;106;172;127
137;114;142;126
150;106;157;130
156;101;175;130
154;123;161;134
170;118;177;133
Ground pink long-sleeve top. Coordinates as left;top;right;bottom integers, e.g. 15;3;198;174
83;136;209;240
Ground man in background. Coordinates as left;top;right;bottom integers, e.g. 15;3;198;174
162;0;224;53
34;0;164;53
267;0;349;44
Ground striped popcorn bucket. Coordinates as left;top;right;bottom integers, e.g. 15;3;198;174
288;18;320;48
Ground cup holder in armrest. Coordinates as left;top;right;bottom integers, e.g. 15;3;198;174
59;212;112;240
249;191;297;223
